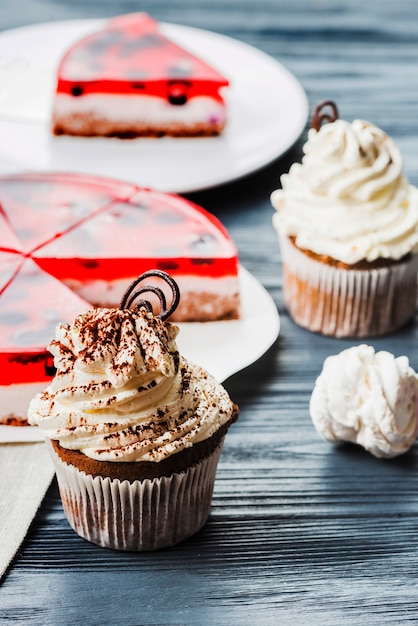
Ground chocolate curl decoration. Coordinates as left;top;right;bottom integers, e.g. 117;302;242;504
310;100;339;131
120;270;180;321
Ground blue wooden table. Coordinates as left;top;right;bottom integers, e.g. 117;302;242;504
2;1;418;624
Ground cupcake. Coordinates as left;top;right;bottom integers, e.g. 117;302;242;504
310;344;418;458
271;100;418;337
28;270;239;551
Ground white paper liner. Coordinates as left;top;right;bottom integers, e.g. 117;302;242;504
280;236;418;337
47;439;224;551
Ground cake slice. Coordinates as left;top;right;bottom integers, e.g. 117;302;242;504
52;12;229;138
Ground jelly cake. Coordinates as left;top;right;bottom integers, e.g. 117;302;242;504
0;172;240;424
52;13;229;138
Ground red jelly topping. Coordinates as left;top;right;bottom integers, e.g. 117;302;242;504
56;13;228;101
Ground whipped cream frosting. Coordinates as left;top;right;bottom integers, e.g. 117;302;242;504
310;344;418;458
28;307;236;462
271;118;418;263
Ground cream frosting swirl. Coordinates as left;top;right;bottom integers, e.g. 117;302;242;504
271;118;418;263
28;307;236;462
310;345;418;458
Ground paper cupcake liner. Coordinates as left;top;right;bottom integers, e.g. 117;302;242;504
280;236;418;337
47;439;224;551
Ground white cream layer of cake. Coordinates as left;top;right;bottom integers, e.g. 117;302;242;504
0;381;46;422
52;94;226;128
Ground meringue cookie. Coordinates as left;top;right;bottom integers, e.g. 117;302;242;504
310;344;418;458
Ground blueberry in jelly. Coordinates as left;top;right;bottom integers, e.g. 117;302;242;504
14;327;55;346
167;81;191;106
86;31;122;54
119;33;162;57
157;260;180;271
0;310;27;325
42;308;64;322
129;199;149;211
79;259;100;270
154;246;181;256
44;356;56;377
108;203;146;226
71;85;84;97
190;233;217;252
167;61;193;78
168;91;188;106
156;210;185;225
134;33;162;49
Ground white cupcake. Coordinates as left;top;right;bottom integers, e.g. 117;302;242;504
271;101;418;337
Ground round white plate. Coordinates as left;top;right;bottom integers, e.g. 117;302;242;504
0;266;280;443
0;19;308;193
178;265;280;383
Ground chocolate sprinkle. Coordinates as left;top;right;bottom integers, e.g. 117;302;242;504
310;100;339;131
120;269;180;321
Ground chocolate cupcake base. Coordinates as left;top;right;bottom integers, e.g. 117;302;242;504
47;439;224;551
46;412;238;551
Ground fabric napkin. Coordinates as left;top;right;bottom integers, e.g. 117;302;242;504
0;441;54;580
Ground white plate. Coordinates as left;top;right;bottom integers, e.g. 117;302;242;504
0;266;279;443
178;265;280;382
0;19;308;193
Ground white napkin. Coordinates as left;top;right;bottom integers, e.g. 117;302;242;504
0;442;54;580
